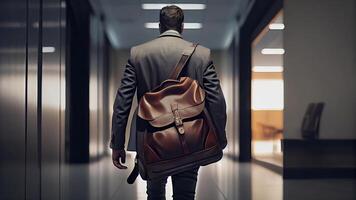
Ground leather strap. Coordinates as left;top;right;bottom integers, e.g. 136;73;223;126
127;158;139;184
168;43;198;80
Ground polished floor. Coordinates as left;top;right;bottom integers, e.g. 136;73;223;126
61;153;356;200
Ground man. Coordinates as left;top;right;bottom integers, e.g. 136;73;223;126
110;5;227;200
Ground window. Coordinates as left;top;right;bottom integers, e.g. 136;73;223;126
251;11;284;164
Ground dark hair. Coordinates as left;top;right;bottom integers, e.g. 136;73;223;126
159;5;184;33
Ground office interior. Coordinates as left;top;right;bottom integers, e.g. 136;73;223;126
0;0;355;199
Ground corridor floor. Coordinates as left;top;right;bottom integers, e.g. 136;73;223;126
61;153;355;200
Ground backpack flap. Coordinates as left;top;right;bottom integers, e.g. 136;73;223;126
137;77;205;128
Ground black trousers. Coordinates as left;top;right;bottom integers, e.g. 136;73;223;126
146;166;200;200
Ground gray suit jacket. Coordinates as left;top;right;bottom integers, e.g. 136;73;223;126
110;30;227;151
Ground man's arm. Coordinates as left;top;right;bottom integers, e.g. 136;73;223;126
110;59;137;169
203;60;228;149
110;59;137;150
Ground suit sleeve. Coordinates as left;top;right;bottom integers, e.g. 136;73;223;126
110;59;137;150
203;60;228;149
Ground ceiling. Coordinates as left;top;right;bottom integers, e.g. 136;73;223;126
90;0;245;50
252;12;284;67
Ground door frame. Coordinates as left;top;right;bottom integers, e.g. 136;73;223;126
237;0;283;162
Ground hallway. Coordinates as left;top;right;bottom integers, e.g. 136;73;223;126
1;0;356;199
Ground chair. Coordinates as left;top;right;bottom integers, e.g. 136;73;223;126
258;102;325;153
301;102;325;139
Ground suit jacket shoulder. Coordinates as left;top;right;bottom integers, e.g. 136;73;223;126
130;37;211;72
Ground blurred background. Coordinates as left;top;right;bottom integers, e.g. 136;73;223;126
0;0;355;199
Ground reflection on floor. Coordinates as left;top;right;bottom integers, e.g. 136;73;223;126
254;154;283;168
61;153;356;200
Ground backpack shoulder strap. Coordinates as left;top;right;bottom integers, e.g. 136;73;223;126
168;43;198;80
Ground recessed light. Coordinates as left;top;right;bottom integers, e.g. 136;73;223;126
261;48;285;55
144;23;159;29
183;23;202;29
0;22;26;28
42;46;55;53
145;22;202;29
142;3;206;10
252;66;284;72
269;23;285;30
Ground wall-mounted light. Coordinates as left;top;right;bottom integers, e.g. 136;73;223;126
261;48;285;55
42;46;55;53
269;23;285;30
145;22;202;29
142;3;206;10
253;66;284;73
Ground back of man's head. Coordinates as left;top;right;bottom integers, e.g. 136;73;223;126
159;5;184;34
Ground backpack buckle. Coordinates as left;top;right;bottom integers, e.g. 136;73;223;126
171;104;185;134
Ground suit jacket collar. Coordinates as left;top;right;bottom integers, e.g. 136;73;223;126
159;30;183;38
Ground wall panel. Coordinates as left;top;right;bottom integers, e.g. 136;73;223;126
89;15;99;160
26;0;41;199
0;0;66;199
89;14;109;160
211;48;235;155
284;0;356;139
0;0;27;199
41;0;63;199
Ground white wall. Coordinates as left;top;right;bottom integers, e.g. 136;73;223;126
211;49;236;154
284;0;356;139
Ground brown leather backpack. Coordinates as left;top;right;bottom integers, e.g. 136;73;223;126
127;43;223;183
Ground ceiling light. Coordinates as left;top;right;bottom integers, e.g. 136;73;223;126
0;22;26;28
183;23;202;29
145;22;202;29
142;3;206;10
269;23;285;30
42;46;55;53
33;21;65;28
253;66;284;72
261;48;285;55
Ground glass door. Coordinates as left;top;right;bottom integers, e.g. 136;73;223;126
251;11;284;166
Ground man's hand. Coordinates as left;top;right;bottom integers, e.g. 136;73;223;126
112;149;128;169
